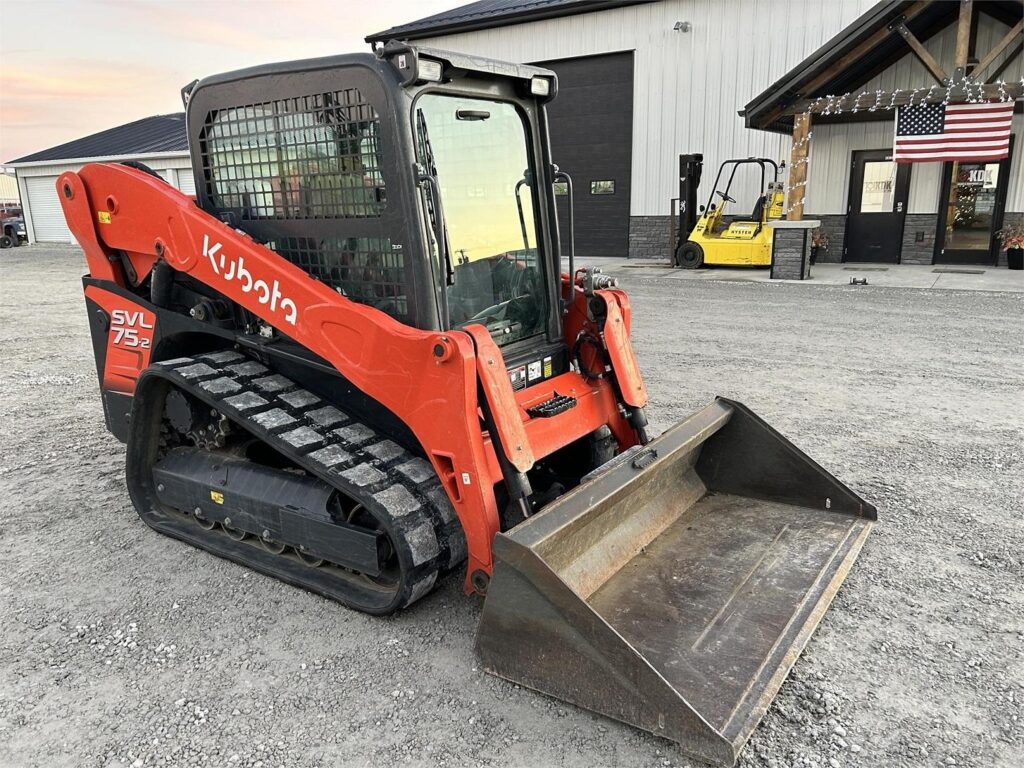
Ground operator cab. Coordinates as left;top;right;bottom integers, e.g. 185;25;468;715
184;43;567;384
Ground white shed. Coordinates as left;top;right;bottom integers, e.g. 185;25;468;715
4;114;196;244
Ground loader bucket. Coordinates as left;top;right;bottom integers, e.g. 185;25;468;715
476;398;875;766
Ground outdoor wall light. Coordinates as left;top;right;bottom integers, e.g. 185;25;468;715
673;21;692;32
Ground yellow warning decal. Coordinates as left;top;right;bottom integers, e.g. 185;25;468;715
542;356;553;378
97;211;112;224
210;490;224;505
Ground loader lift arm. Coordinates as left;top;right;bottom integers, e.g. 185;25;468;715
58;163;640;592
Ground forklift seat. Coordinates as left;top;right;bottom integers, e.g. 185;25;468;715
749;194;766;222
718;195;767;228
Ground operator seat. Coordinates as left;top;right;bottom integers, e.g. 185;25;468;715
749;194;766;222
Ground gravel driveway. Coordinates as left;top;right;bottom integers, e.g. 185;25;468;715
2;246;1021;768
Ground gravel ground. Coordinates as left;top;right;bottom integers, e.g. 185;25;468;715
1;245;1021;768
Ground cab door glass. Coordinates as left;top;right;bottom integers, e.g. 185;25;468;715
415;94;548;348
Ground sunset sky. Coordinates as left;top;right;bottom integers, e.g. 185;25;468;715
0;0;464;163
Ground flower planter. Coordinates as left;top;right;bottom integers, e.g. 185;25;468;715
1007;247;1023;271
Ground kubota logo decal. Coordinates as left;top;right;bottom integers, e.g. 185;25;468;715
202;234;298;325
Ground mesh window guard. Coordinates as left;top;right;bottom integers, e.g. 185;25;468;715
201;87;409;321
269;236;407;321
202;89;386;220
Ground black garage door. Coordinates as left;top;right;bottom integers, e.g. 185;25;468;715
536;52;634;259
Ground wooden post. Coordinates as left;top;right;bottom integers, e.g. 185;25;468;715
943;1;974;252
787;112;811;221
954;0;973;80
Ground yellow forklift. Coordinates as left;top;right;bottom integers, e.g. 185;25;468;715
673;155;785;268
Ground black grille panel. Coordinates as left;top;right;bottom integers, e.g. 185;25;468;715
199;85;414;322
202;88;386;220
269;237;408;321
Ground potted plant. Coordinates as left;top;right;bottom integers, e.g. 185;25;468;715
810;228;828;265
998;223;1024;270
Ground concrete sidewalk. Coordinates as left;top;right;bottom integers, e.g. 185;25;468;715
571;258;1024;293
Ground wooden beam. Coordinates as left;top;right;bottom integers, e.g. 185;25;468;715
787;113;811;221
785;81;1023;115
987;41;1022;83
972;20;1023;81
953;0;973;79
894;21;949;84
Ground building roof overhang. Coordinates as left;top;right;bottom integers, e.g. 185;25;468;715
6;113;188;166
741;0;1023;134
365;0;656;44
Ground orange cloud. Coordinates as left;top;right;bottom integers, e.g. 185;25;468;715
0;0;466;162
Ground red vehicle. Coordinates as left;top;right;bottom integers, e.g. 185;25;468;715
59;44;875;766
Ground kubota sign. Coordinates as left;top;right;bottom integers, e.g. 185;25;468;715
202;234;298;325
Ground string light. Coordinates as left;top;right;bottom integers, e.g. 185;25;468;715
801;76;1020;115
782;76;1022;219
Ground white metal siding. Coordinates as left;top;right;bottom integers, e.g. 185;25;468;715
1009;114;1024;212
418;2;1021;216
177;170;197;196
25;176;73;242
416;0;877;216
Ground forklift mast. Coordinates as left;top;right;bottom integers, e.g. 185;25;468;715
677;153;704;245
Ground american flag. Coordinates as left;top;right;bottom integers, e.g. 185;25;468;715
893;102;1014;163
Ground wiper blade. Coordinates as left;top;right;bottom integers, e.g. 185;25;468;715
418;173;454;287
415;109;454;288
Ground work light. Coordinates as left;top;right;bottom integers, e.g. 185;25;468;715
418;59;443;83
530;77;551;97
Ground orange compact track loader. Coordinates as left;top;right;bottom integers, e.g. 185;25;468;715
60;44;875;766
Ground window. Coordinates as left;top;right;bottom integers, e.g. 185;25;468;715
202;88;386;220
858;161;896;213
590;180;615;195
944;162;1001;252
415;94;548;348
269;236;406;320
553;181;569;196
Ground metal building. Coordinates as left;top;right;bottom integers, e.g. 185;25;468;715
4;114;193;244
367;0;1023;265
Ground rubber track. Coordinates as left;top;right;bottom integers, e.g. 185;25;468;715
148;350;467;611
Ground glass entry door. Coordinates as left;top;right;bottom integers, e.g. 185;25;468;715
935;154;1012;265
